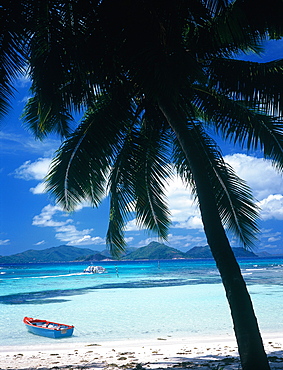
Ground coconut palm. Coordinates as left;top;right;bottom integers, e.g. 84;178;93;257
2;1;283;369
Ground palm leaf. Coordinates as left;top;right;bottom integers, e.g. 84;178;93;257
22;95;74;139
24;1;105;136
45;91;135;211
106;104;172;257
208;58;283;117
173;124;259;248
233;0;283;39
133;110;172;239
198;0;283;59
193;86;283;169
106;127;139;258
0;3;28;118
190;1;263;60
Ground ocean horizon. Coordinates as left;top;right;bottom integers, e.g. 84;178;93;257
1;257;282;347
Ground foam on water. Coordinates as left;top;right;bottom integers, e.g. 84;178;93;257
0;258;282;347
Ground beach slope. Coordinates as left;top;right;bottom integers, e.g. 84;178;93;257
1;336;283;369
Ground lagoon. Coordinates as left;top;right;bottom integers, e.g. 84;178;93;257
0;258;282;347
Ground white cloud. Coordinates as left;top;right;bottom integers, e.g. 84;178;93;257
30;182;47;194
256;230;282;253
223;154;283;224
32;204;66;227
257;194;283;220
34;240;45;246
168;233;207;249
33;204;105;246
15;74;31;88
225;154;283;200
136;233;207;251
55;223;105;245
166;174;199;222
0;239;10;245
20;95;32;104
14;157;51;180
23;139;60;156
137;237;161;246
172;216;203;230
0;131;60;156
124;219;139;231
268;236;281;242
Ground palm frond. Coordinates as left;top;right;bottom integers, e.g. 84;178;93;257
0;3;28;118
193;86;283;170
133;110;172;239
106;128;139;258
106;203;128;259
106;125;141;257
45;92;135;211
173;124;259;248
203;0;230;16
23;1;103;137
22;96;74;139
191;1;264;59
208;58;283;117
106;104;172;257
233;0;283;39
46;122;109;212
199;0;283;59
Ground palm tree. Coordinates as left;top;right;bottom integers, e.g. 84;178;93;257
2;1;283;369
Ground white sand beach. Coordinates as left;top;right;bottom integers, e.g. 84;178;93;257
0;335;283;370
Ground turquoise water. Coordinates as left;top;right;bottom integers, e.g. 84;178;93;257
0;258;282;347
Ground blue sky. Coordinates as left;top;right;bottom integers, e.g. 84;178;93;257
1;41;283;256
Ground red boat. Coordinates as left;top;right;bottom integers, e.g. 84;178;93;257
23;317;74;338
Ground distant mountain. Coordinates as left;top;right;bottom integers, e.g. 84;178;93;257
123;241;186;260
75;252;108;262
0;243;260;264
185;245;257;258
185;246;212;258
76;247;138;262
256;251;273;257
232;247;258;258
100;247;138;258
0;245;99;264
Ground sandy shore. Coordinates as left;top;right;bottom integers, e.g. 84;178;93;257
0;335;282;370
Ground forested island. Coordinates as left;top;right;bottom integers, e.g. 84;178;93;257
0;242;259;264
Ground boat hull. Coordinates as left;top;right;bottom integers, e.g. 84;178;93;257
84;265;106;273
23;317;74;338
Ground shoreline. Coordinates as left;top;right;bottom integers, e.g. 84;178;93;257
1;335;282;369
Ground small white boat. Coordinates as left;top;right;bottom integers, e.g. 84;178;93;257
83;265;107;274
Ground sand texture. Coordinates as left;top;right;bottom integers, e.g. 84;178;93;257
0;336;283;369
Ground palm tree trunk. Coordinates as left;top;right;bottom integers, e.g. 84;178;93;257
189;162;270;370
159;102;270;370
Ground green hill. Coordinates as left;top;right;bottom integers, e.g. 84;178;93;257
0;245;98;264
185;246;213;258
0;243;259;264
75;252;108;262
124;241;186;260
232;247;258;258
101;247;138;258
76;247;138;261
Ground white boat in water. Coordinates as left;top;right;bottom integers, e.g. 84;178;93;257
83;265;107;274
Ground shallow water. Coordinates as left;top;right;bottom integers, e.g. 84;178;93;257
0;258;282;347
